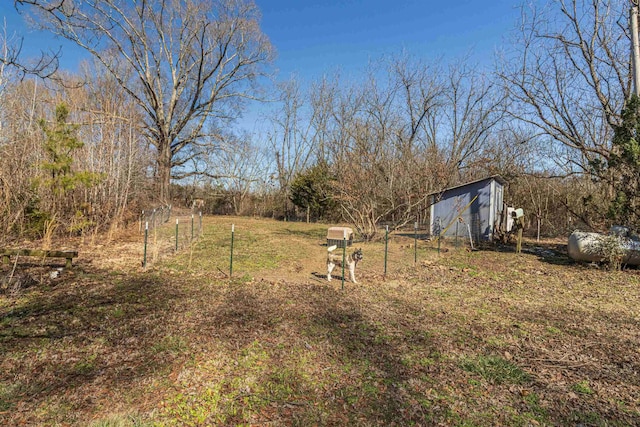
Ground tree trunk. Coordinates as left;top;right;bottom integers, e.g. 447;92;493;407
158;140;172;203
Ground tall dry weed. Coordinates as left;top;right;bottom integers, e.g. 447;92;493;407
41;214;58;250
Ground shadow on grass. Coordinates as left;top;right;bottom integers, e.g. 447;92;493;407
509;304;640;426
277;227;327;240
394;231;431;242
3;253;638;426
472;239;577;267
195;280;446;425
0;265;186;420
302;287;446;425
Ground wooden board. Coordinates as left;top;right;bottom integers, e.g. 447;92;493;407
1;249;78;268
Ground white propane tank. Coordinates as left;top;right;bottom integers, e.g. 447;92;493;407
567;230;640;265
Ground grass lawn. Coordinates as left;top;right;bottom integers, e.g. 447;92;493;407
1;215;639;426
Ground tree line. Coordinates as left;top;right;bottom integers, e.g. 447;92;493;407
1;0;638;243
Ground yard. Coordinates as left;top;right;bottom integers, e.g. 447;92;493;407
1;216;639;426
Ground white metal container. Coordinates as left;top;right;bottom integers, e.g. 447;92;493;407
567;230;640;265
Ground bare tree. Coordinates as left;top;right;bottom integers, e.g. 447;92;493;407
71;61;146;233
268;78;316;219
0;16;58;79
437;60;505;175
499;0;630;174
0;77;45;239
16;0;273;202
322;56;503;239
209;132;268;215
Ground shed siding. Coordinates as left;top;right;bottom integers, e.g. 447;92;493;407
430;177;504;241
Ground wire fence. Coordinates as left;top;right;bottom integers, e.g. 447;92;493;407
141;208;203;268
429;215;484;250
139;204;172;233
138;213;490;278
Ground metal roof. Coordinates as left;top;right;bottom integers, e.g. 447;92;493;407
428;175;507;196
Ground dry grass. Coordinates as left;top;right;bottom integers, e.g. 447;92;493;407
1;216;639;426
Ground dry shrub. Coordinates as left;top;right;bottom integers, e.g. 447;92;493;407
595;234;625;270
41;214;58;250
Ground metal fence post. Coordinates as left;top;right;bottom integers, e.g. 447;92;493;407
199;211;202;236
384;225;389;275
230;224;235;277
414;221;418;264
143;221;148;268
191;214;194;241
175;218;179;252
341;233;346;290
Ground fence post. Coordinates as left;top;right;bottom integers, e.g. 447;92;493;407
143;221;148;268
414;221;418;264
175;218;179;252
199;211;202;236
191;214;194;241
384;225;389;276
455;221;459;248
230;224;235;277
341;232;346;290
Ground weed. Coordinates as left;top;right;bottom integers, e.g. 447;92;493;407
0;382;17;411
151;335;189;355
88;413;152;427
485;335;508;348
74;353;98;376
569;410;606;426
41;214;58;250
162;386;226;426
545;325;562;335
594;234;625;270
468;378;481;386
523;392;548;420
112;306;125;318
460;355;531;385
572;380;594;395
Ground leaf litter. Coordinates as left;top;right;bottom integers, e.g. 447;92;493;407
0;216;638;426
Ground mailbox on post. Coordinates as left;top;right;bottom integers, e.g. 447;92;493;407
327;227;353;248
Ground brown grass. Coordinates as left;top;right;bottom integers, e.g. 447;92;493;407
1;216;639;426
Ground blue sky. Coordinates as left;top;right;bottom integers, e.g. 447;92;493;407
1;0;522;133
259;0;521;81
2;0;521;81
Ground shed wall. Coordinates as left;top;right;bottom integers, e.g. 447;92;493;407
430;178;503;241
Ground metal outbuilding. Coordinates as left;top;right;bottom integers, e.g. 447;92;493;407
429;175;507;242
